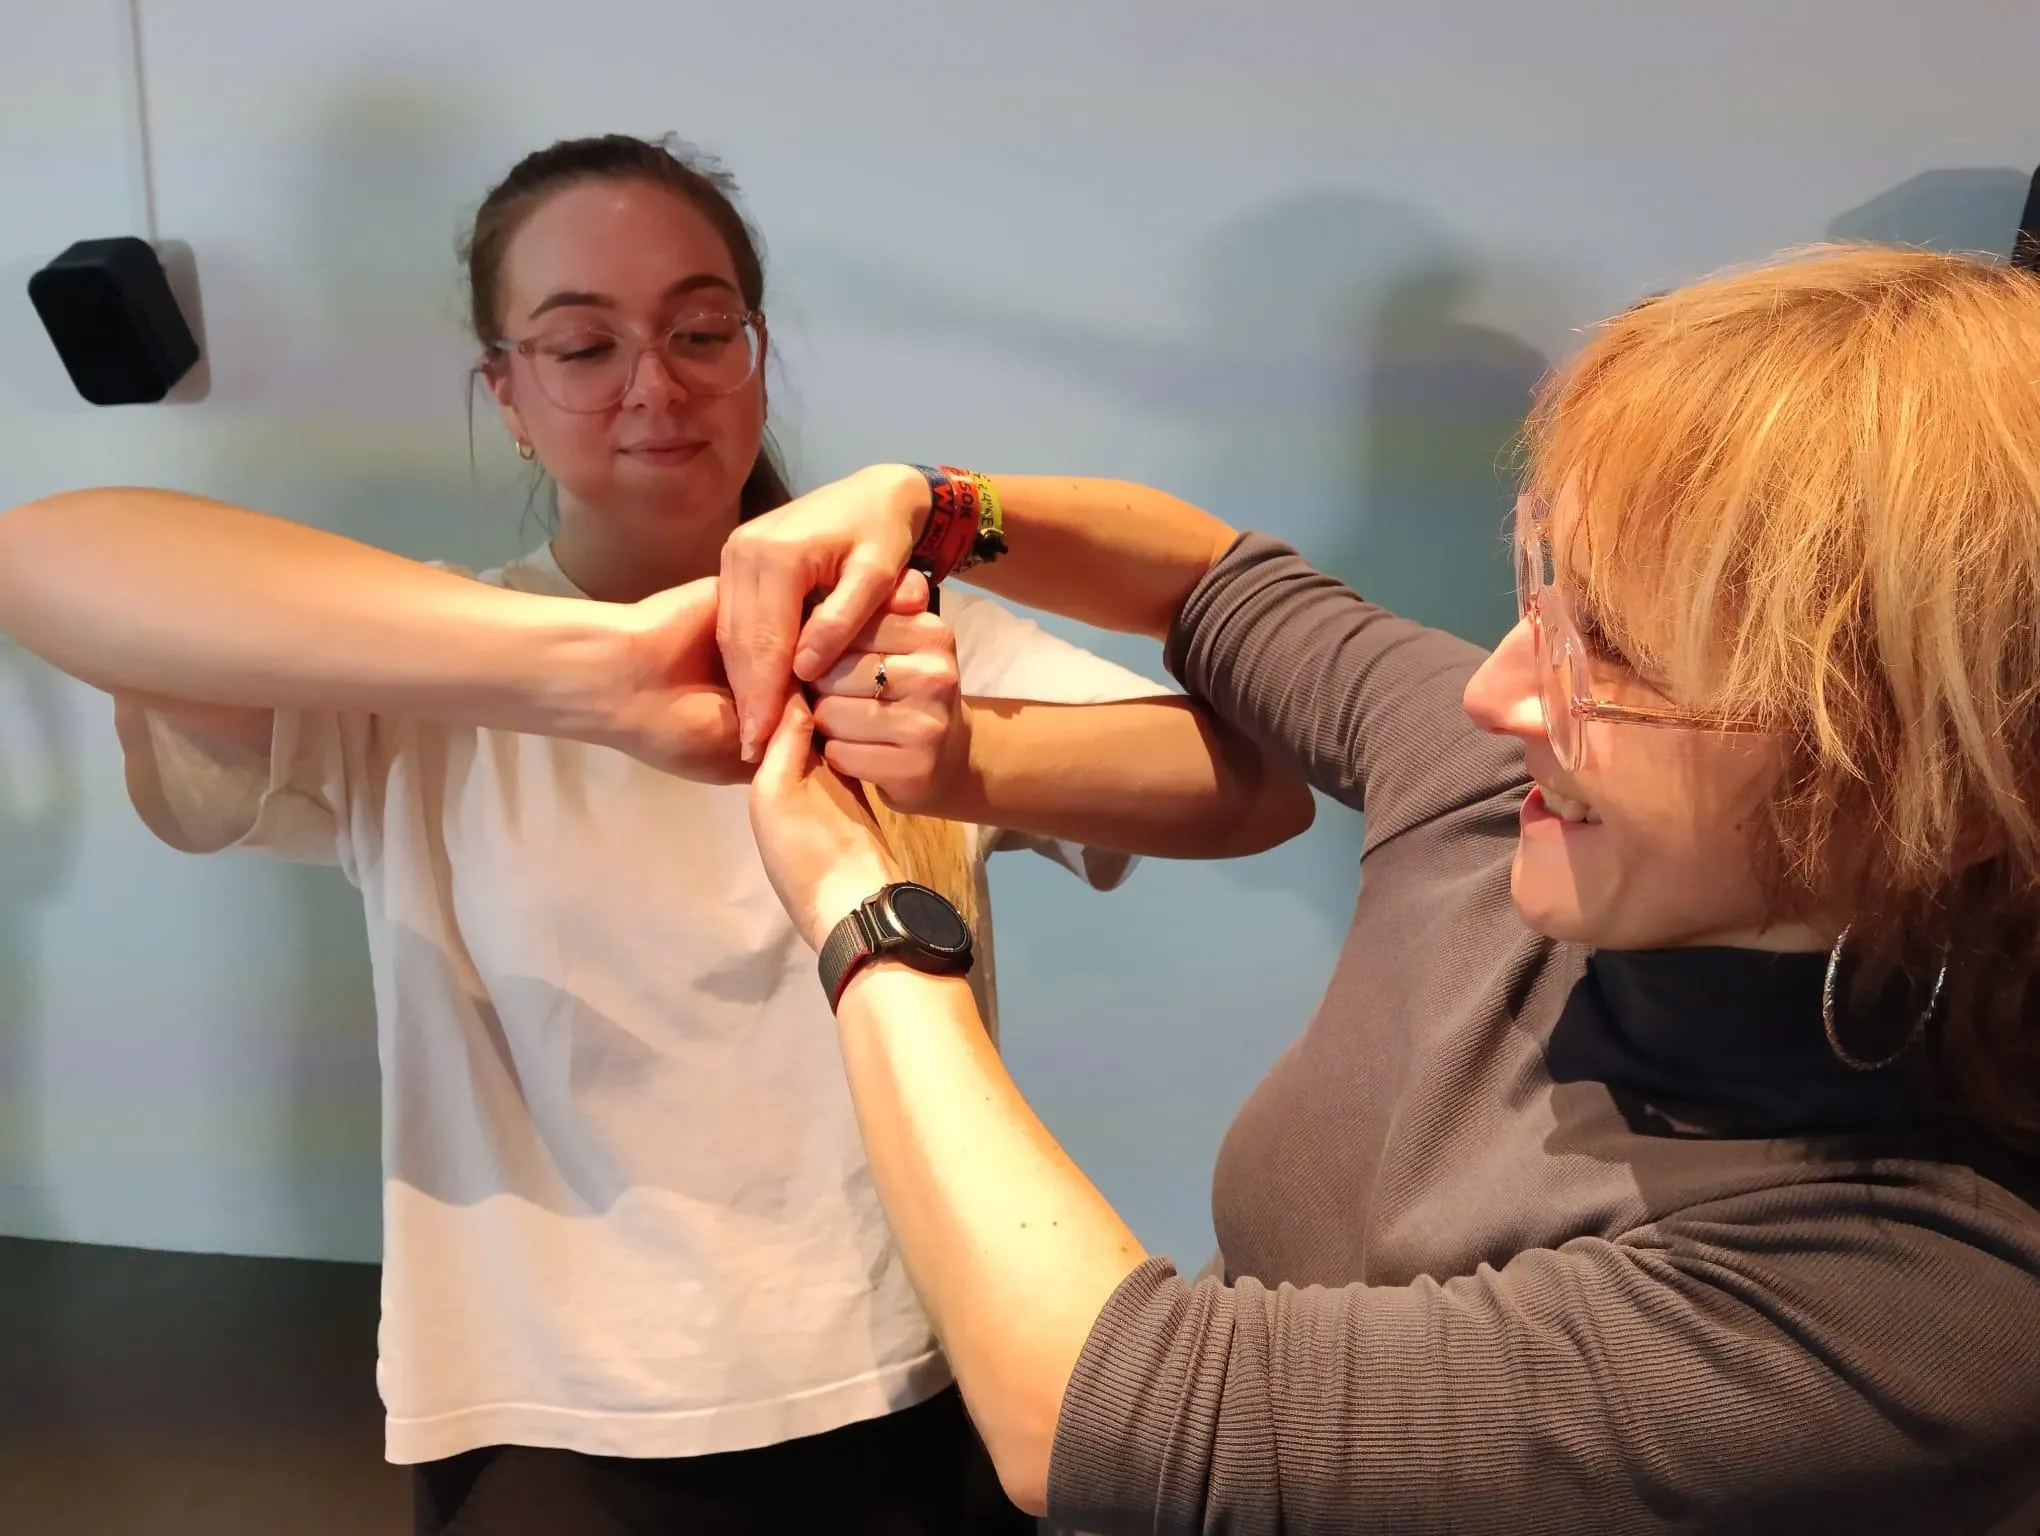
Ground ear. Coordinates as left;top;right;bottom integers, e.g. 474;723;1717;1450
479;354;530;452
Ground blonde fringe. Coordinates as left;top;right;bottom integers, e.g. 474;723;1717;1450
1523;243;2040;903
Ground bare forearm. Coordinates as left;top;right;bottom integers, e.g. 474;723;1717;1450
919;697;1314;858
948;474;1237;638
0;489;624;736
833;964;1145;1513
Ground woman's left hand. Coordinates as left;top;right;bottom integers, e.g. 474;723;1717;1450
749;691;904;952
807;568;967;810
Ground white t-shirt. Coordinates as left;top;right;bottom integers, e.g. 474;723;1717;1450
131;544;1167;1464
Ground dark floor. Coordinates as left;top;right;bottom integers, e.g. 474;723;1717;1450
0;1235;409;1535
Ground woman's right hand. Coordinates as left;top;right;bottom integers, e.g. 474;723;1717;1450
605;578;748;783
605;567;942;787
747;692;904;954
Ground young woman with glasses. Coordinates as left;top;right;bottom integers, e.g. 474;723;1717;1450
725;244;2040;1531
0;134;1311;1534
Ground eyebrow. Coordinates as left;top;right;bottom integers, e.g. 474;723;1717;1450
526;273;743;322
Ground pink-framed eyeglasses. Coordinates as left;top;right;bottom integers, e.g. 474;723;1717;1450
1513;499;1760;771
492;309;764;413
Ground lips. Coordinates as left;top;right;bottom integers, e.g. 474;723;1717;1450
622;439;707;462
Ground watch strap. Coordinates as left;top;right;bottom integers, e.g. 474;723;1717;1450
818;903;876;1012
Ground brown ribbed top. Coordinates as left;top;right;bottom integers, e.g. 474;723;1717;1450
1045;534;2040;1535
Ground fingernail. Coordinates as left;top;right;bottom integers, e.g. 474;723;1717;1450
740;715;757;757
794;648;820;678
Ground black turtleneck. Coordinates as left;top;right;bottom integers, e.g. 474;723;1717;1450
1549;947;1914;1139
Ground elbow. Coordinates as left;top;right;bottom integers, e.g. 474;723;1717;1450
1186;711;1315;859
1214;760;1315;858
999;1466;1051;1521
1240;766;1316;854
955;1365;1068;1520
980;1405;1058;1520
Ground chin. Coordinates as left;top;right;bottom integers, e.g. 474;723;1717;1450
1508;848;1598;945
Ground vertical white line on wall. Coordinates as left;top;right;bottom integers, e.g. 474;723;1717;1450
113;0;158;244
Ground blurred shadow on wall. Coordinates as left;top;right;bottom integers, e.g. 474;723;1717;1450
286;75;521;570
1825;167;2031;256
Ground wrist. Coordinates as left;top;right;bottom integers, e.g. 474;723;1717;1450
938;700;988;817
907;465;1004;586
412;588;636;742
834;952;976;1018
810;864;896;952
536;598;654;746
865;462;936;545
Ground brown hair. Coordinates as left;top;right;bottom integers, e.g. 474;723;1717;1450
458;135;982;975
1522;243;2040;1143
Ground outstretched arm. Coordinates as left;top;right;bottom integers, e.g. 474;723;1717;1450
718;465;1238;758
807;598;1314;860
0;488;745;780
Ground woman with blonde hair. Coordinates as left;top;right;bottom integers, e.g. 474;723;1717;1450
726;243;2040;1531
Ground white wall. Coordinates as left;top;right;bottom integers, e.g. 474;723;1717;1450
1;0;2034;1264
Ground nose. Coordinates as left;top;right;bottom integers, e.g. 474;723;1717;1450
1463;618;1546;744
618;342;690;408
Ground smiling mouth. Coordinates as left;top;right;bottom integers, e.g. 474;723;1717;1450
1532;779;1601;824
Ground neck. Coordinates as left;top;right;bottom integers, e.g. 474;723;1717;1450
1677;919;1831;954
548;494;742;603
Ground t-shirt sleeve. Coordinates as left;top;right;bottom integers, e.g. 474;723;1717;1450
945;588;1173;891
1164;531;1526;847
1045;1177;2040;1535
130;703;379;877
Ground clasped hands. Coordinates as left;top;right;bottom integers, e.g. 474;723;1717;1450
602;472;962;952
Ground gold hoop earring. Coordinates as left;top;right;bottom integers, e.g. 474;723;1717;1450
1821;924;1945;1072
515;439;536;461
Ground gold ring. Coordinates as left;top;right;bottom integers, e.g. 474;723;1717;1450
871;655;889;700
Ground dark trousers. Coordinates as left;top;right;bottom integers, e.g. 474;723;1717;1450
411;1384;1038;1535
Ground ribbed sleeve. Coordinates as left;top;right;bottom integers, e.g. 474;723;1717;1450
1164;531;1522;845
1049;1182;2040;1534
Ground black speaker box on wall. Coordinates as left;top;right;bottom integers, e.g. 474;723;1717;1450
27;237;200;406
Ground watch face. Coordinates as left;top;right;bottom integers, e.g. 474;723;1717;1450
888;884;970;954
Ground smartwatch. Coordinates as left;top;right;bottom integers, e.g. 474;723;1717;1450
818;882;974;1010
